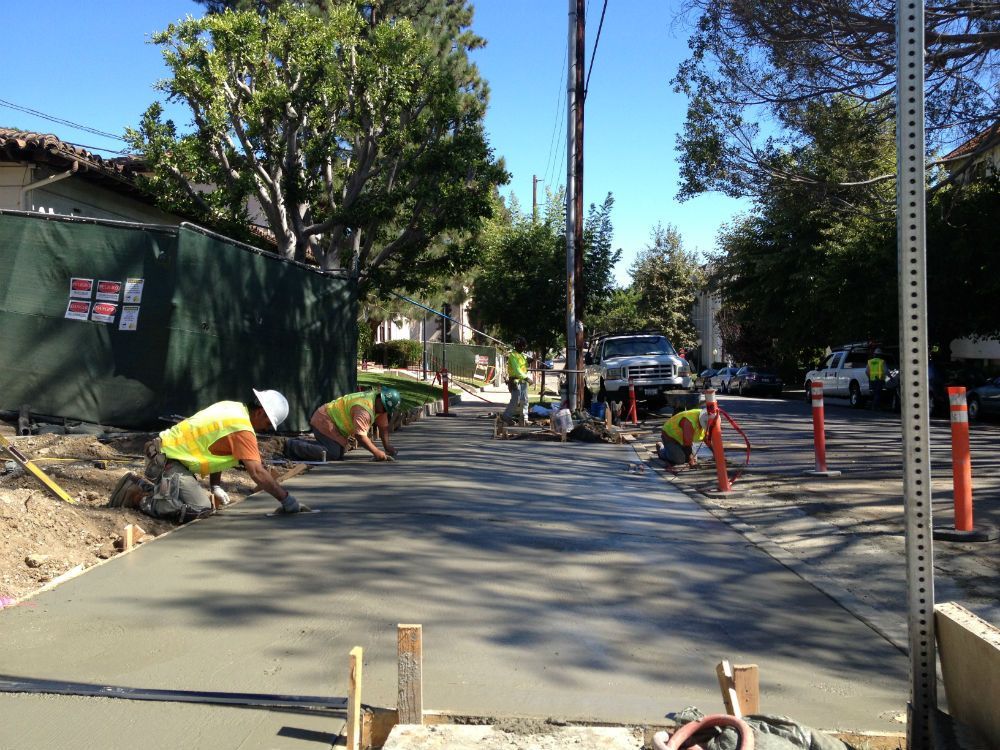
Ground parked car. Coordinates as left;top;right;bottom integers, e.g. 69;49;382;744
886;362;991;416
698;368;718;388
731;365;783;396
707;366;740;393
966;376;1000;421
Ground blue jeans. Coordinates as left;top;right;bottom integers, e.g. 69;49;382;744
312;428;345;460
503;380;529;421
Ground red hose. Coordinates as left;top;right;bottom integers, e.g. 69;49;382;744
652;714;755;750
715;406;752;484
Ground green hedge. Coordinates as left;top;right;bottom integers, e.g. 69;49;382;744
372;339;422;368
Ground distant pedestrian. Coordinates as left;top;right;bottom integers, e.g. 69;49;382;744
656;408;711;469
866;348;887;410
503;337;531;424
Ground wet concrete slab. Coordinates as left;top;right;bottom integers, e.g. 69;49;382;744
0;403;908;748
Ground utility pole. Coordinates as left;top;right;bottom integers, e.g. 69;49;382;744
564;0;579;410
532;175;541;223
573;0;586;407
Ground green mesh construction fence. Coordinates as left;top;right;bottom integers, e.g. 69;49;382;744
424;342;500;381
0;212;356;431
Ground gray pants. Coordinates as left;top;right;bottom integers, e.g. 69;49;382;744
503;380;529;422
150;461;213;515
657;438;688;467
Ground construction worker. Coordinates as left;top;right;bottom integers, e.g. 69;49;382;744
656;408;711;469
145;388;306;521
503;337;531;424
866;348;887;411
310;386;401;461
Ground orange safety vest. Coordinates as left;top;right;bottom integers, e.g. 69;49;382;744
159;401;255;477
662;409;707;445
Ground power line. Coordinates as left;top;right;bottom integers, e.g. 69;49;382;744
542;45;568;192
0;98;127;142
584;0;609;99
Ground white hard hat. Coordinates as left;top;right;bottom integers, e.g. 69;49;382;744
253;388;289;430
699;410;710;430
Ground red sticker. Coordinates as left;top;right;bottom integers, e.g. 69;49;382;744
91;302;118;323
69;278;94;298
96;280;122;301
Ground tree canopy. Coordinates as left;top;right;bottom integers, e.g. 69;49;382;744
673;0;1000;201
128;2;507;294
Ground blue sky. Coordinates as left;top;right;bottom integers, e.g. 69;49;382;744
0;0;748;284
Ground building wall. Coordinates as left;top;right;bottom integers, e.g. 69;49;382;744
0;162;180;225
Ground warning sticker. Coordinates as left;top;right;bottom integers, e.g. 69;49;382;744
118;305;140;331
123;278;144;304
69;278;94;299
91;302;118;324
65;300;91;321
96;280;123;302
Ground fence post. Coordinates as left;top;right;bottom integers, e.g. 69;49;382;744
805;382;841;477
933;387;998;542
704;389;731;493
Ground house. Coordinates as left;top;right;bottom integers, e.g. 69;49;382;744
0;128;181;223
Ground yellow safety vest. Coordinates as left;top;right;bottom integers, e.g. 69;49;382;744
868;358;885;380
507;351;528;381
325;391;376;438
662;409;707;445
159;401;255;477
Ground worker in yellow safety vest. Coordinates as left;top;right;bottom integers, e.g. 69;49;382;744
656;408;711;469
503;337;531;424
309;386;401;461
866;348;887;411
145;388;306;521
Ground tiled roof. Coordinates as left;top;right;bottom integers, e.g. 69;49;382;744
942;122;999;161
0;128;145;189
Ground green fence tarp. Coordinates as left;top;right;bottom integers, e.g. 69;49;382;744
424;342;499;380
0;212;356;431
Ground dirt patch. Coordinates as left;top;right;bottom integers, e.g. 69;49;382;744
0;425;295;604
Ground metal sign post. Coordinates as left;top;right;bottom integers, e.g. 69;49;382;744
896;0;937;744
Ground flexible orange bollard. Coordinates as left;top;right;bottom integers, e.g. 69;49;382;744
933;386;997;542
441;368;450;416
805;382;841;477
704;389;731;493
626;378;638;425
948;386;973;531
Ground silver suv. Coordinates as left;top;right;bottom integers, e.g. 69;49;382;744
584;332;692;407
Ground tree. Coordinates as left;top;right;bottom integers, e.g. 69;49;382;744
128;3;507;294
629;224;704;349
470;191;622;356
673;0;1000;201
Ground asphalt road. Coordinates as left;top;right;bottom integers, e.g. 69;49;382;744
0;400;910;749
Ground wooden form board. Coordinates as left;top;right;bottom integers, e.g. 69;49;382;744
250;462;308;494
397;624;423;725
715;661;759;717
346;646;363;750
935;602;1000;745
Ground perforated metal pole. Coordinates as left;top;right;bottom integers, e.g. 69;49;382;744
896;0;937;744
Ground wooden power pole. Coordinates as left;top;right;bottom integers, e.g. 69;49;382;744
573;0;586;407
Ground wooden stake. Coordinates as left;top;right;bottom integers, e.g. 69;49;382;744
346;646;363;750
397;624;423;725
715;660;743;718
732;664;759;716
124;524;135;551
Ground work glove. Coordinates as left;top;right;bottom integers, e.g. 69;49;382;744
279;493;311;514
211;485;231;506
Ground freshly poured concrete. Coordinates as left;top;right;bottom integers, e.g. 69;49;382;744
0;403;908;748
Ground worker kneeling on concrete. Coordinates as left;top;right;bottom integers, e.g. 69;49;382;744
143;389;308;521
656;408;710;469
309;386;400;462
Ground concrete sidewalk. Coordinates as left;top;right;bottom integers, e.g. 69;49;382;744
0;402;908;749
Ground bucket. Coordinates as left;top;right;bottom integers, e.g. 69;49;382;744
589;402;606;420
552;408;573;434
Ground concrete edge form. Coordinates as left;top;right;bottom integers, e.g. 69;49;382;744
934;602;1000;745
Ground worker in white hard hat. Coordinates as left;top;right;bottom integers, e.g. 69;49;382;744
655;408;711;469
141;388;308;522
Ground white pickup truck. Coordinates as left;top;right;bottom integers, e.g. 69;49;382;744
803;347;872;407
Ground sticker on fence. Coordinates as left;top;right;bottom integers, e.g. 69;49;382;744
90;302;118;324
96;280;122;301
69;278;94;299
118;305;140;331
123;278;144;304
64;299;91;321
